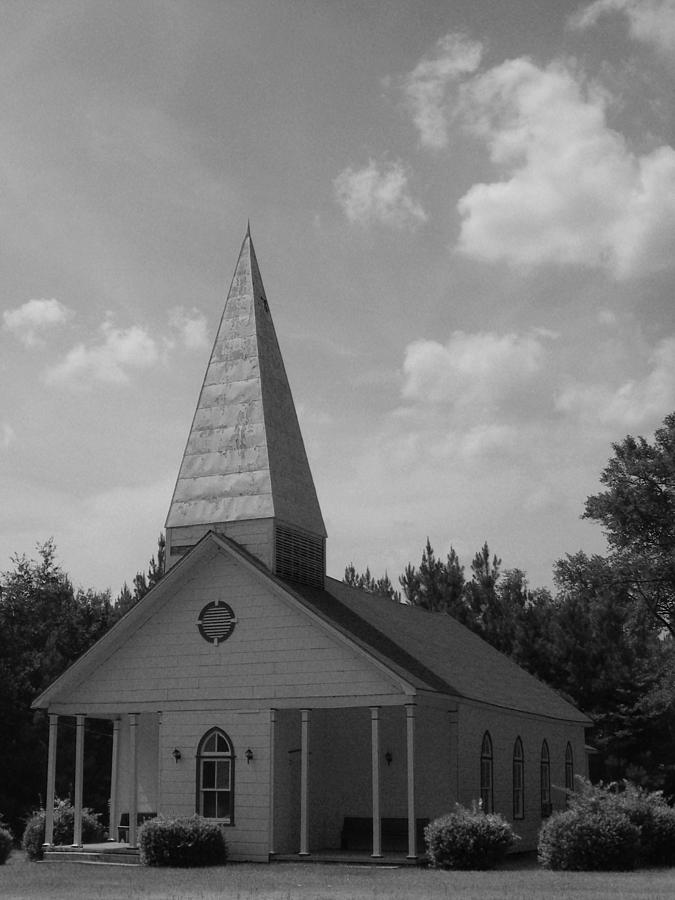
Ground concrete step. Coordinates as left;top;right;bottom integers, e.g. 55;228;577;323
44;847;141;866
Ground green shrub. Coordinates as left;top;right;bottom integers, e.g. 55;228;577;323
639;803;675;866
0;825;13;865
425;804;516;870
542;778;675;869
612;782;675;866
138;816;228;867
538;806;640;871
22;798;106;861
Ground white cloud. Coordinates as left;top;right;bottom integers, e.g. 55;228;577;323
1;423;15;450
3;298;72;347
45;320;160;386
571;0;675;56
556;336;675;427
401;32;483;149
168;307;209;350
402;329;548;415
333;159;427;228
451;57;675;278
44;305;211;388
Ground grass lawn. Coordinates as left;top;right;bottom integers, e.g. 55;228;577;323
1;854;674;900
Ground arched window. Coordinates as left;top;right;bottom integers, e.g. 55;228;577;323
196;728;234;824
480;731;494;813
565;742;574;795
540;740;551;818
512;737;524;820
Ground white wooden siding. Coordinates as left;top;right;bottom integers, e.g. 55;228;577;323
61;549;401;710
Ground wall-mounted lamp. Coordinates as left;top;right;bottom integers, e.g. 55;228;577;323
385;751;393;766
245;748;254;765
172;748;182;763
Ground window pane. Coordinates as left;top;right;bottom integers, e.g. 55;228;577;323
202;760;216;789
202;792;217;818
215;733;228;753
216;791;231;820
216;760;230;789
203;734;216;753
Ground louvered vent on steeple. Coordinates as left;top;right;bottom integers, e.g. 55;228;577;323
275;524;325;588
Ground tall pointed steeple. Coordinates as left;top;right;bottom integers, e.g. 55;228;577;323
165;228;326;584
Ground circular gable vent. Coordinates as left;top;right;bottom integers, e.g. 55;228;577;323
197;601;237;645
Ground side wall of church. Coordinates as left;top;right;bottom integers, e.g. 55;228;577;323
456;702;587;850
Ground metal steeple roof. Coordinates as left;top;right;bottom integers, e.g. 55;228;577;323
165;228;326;538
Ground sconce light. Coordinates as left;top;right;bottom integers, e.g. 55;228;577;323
245;748;254;765
172;748;182;763
385;751;393;767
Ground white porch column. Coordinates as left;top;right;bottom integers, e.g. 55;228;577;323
108;719;120;841
299;708;310;856
269;709;277;857
370;707;382;858
43;714;58;848
128;713;139;849
72;715;85;847
405;703;417;860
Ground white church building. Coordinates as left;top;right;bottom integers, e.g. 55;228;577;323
34;229;590;861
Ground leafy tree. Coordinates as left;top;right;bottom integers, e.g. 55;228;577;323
537;552;674;791
584;412;675;638
0;541;113;836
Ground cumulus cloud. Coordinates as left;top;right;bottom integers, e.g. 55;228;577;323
450;57;675;278
402;329;549;415
45;320;160;386
168;307;209;350
333;159;427;228
556;336;675;427
570;0;675;56
401;32;483;149
1;423;15;450
3;298;72;347
43;306;211;388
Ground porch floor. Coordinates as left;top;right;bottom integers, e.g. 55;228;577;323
271;850;419;866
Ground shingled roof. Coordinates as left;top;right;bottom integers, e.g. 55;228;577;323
288;575;590;724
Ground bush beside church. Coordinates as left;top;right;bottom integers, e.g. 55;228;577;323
139;815;228;867
538;779;675;871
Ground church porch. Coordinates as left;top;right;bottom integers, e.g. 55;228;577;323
271;698;457;862
41;696;457;862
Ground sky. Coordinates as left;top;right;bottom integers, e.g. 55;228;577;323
2;0;675;596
